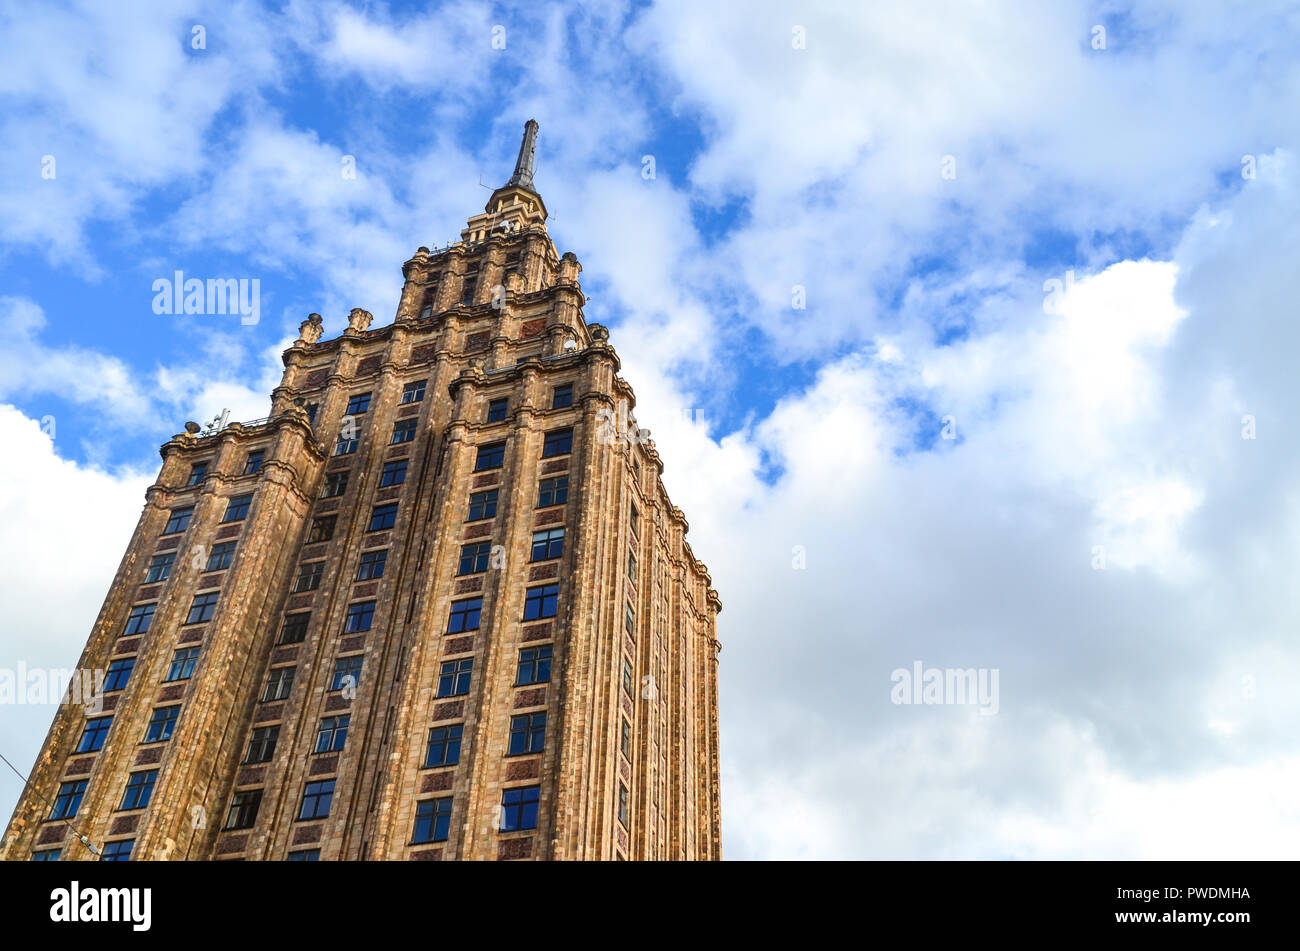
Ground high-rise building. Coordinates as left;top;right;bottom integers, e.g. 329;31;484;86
4;121;722;862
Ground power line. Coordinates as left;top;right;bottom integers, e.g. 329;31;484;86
0;748;101;857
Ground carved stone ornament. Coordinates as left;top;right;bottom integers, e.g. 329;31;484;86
298;313;324;344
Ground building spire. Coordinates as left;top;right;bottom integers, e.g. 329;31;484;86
506;118;539;191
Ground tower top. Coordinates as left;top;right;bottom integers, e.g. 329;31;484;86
506;119;539;191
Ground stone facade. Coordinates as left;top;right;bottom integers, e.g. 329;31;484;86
2;122;722;862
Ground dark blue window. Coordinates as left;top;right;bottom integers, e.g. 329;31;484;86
357;549;387;581
474;443;505;471
537;477;567;508
508;713;546;756
530;528;564;562
280;612;310;644
500;786;540;831
424;725;462;768
76;716;112;753
243;451;264;475
380;459;407;486
206;541;236;571
467;490;497;521
221;494;252;522
163;507;193;534
447;598;481;634
487;398;507;422
437;659;472;697
391;419;417;444
401;380;426;404
369;503;398;531
185;464;208;487
51;780;87;820
298;780;335;820
165;648;199;681
145;552;174;582
104;659;134;692
413;798;452;844
552;383;573;409
457;542;491;575
100;840;133;862
344;601;375;633
119;770;157;810
123;603;155;635
32;849;60;861
523;584;558;621
315;715;349;753
330;656;363;691
144;706;180;743
185;592;218;624
542;429;572;458
345;393;371;415
288;849;319;861
516;646;552;686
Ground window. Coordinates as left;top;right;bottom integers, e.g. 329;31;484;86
552;383;573;409
437;659;473;698
293;561;324;593
279;612;310;645
163;507;193;534
330;656;363;692
413;798;453;844
475;442;505;471
618;782;629;827
499;786;540;832
391;419;417;444
244;725;279;764
32;849;61;861
345;393;372;415
221;494;252;522
369;503;398;531
344;601;375;634
624;603;636;636
308;515;336;543
537;476;568;508
305;403;318;424
262;667;295;702
447;598;481;634
516;645;552;686
123;603;155;636
51;780;87;820
457;541;491;575
315;715;350;753
334;433;358;455
119;770;158;810
424;724;463;768
298;780;335;820
523;584;558;621
622;658;634;695
243;450;265;475
144;705;180;743
630;504;639;536
487;398;507;422
225;790;261;830
530;528;564;562
76;716;112;753
620;718;631;758
144;552;174;583
288;849;319;861
322;470;348;497
357;549;387;581
380;459;407;486
206;541;236;571
401;379;427;404
100;840;134;862
542;429;572;458
104;658;134;692
508;712;546;756
164;647;199;682
467;489;497;521
185;463;208;487
627;550;638;586
460;270;478;306
185;592;218;625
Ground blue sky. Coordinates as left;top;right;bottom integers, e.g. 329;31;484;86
4;0;1300;859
